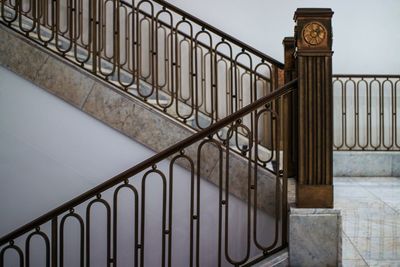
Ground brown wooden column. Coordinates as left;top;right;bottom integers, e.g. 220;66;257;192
294;8;334;208
282;37;297;178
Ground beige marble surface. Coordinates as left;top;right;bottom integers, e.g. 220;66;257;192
335;177;400;267
36;56;95;108
0;28;49;82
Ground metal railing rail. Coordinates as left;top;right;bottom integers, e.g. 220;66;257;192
0;79;297;266
0;0;285;171
333;74;400;151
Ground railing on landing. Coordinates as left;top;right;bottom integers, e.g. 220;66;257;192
0;0;285;173
0;79;298;266
333;74;400;151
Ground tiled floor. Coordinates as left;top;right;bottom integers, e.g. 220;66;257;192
335;177;400;267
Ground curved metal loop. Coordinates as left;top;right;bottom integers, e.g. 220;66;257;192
25;230;50;267
225;119;253;155
154;8;174;109
140;167;167;267
224;124;252;265
195;138;224;266
1;0;19;24
60;212;84;267
0;243;24;267
255;107;278;164
85;198;111;267
113;183;139;267
343;79;357;150
332;78;345;149
168;153;195;265
253;107;281;252
173;19;194;121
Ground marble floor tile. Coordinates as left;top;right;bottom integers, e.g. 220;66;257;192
343;218;400;238
342;259;369;267
366;260;400;267
354;237;400;261
335;177;400;266
351;177;400;187
342;234;366;260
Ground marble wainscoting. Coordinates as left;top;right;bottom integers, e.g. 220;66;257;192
334;152;400;177
335;177;400;267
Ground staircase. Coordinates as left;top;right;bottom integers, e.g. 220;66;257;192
2;0;399;265
0;0;298;266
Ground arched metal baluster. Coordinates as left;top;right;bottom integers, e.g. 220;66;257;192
224;121;252;265
86;195;111;267
54;0;73;55
167;151;195;267
253;107;281;252
382;79;394;150
113;181;139;267
18;0;35;33
25;227;50;267
154;9;174;109
36;0;55;45
60;210;84;267
356;78;369;150
140;166;167;267
196;138;223;267
135;0;154;99
194;30;213;128
174;18;194;122
1;0;19;24
0;241;24;267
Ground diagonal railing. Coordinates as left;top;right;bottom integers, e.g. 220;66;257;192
0;79;297;266
1;0;285;174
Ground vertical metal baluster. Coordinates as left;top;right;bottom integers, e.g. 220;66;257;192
343;79;348;149
355;79;360;149
140;167;167;267
91;0;97;73
51;218;58;267
379;78;383;149
395;79;400;149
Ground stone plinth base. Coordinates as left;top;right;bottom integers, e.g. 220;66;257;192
289;208;342;267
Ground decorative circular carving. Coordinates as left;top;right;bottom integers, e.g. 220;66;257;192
302;22;326;46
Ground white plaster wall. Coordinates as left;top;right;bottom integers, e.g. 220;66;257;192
166;0;400;74
0;66;275;266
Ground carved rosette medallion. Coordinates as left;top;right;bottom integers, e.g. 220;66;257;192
302;22;326;46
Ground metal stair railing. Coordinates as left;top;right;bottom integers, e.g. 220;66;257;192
1;0;286;174
0;79;297;267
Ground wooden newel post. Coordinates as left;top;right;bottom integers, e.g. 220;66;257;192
282;37;297;178
294;8;334;208
283;37;296;83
